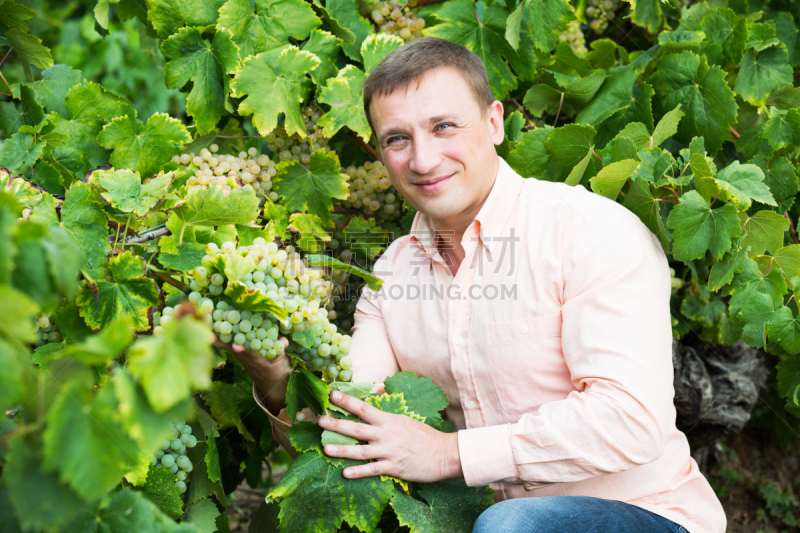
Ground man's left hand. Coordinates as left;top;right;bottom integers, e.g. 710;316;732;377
318;390;463;482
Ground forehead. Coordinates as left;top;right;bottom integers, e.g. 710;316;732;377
369;68;481;129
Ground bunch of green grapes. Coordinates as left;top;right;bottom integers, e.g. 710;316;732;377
340;160;402;220
35;314;61;345
558;20;588;56
360;0;425;42
152;421;197;494
585;0;622;32
172;145;280;202
670;267;683;291
266;107;331;163
160;238;355;381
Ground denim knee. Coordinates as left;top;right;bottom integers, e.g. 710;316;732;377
472;500;534;533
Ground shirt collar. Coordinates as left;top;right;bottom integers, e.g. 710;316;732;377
409;157;525;256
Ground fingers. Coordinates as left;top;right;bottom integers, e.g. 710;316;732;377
340;456;393;479
324;443;386;463
318;415;378;441
328;391;384;424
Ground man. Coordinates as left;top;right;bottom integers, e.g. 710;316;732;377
236;37;726;532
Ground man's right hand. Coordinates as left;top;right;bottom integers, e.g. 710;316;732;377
213;336;292;416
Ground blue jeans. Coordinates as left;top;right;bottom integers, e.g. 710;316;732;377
472;496;689;533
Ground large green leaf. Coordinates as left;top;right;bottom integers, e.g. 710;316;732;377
0;132;44;171
739;210;789;256
506;126;553;179
383;371;449;430
525;0;574;52
317;65;371;142
231;46;320;137
666;190;740;261
20;65;85;119
162;28;239;136
762;107;800;151
651;51;737;153
590;159;637;200
628;0;662;33
6;28;53;74
94;168;173;216
390;479;495;533
712;161;775;210
175;182;260;227
543;124;595;183
98;113;191;178
126;315;215;412
622;177;670;253
286;369;330;422
217;0;321;57
76;251;159;332
272;150;350;227
57;182;111;281
734;45;793;107
302;29;343;87
145;0;227;36
699;8;746;65
324;0;371;61
752;155;800;205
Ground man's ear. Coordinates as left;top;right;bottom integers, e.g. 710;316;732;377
488;100;504;145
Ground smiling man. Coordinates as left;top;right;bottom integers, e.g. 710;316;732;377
239;37;726;533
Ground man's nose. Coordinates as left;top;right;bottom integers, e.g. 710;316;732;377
408;138;441;175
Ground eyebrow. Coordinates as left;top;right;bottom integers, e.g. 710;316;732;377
378;113;461;145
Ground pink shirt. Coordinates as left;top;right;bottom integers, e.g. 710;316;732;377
258;157;726;533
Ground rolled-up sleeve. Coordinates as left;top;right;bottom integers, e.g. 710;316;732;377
458;200;674;487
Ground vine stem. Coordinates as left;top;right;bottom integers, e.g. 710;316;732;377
709;190;721;208
655;198;678;205
112;213;133;251
0;49;11;69
553;93;565;128
509;98;537;129
147;269;187;292
348;129;382;162
785;211;800;245
729;126;741;140
0;69;12;93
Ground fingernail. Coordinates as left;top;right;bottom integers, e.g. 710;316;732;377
325;445;336;454
331;391;342;401
343;469;352;477
319;416;330;426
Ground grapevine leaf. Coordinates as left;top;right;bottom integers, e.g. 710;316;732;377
317;65;371;141
175;182;260;226
217;0;320;57
627;0;662;33
0;0;36;31
286;369;330;422
773;12;800;67
97;113;191;178
272;149;349;227
383;371;448;429
651;51;737;153
76;251;159;332
43;383;139;501
55;318;133;366
13;85;45;132
185;498;220;533
543;123;595;183
0;132;44;171
230;46;320;137
700;8;746;65
94;168;173;216
666;190;740;261
425;0;520;99
31;160;64;195
590;159;637;200
746;21;780;51
6;28;53;71
162;28;240;136
622;177;670;253
341;215;389;261
289;212;331;253
205;435;222;483
302;29;343;86
58;182;110;281
729;258;787;317
145;0;226;37
734;46;793;107
321;429;359;446
126;315;216;412
390;479;495;533
506;126;553;179
651;104;684;148
306;254;383;290
772;245;800;283
224;280;287;317
186;437;227;506
768;306;800;353
159;242;206;272
329;381;374;400
766;86;800;110
137;466;184;520
287;421;324;454
324;0;372;60
504;1;524;50
361;32;404;74
709;237;750;291
712;161;775;210
367;393;426;422
762;107;800;151
4;438;91;533
752;155;800;205
525;0;574;52
14;65;84;119
739;210;789;256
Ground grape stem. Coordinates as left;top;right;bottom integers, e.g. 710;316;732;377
728;126;740;140
785;211;800;245
348;129;382;162
509;98;538;129
553;93;565;127
148;269;188;292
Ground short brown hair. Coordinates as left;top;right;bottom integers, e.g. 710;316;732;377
362;37;495;135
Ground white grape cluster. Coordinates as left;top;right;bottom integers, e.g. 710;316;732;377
152;421;197;494
360;0;425;41
340;160;402;220
35;314;62;345
558;20;588;56
159;238;355;381
18;208;31;222
670;267;683;291
172;145;280;202
265;107;331;164
585;0;621;32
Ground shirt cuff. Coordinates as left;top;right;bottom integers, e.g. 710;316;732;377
457;424;518;487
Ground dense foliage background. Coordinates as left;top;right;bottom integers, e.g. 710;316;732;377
3;0;800;530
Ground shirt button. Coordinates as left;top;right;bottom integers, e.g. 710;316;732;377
455;335;463;345
521;325;529;334
466;400;476;409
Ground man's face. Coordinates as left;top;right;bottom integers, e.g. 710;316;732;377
369;68;504;226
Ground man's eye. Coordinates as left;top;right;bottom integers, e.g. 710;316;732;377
436;123;453;131
388;136;405;144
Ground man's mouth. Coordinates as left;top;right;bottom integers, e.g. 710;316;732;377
413;174;453;192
